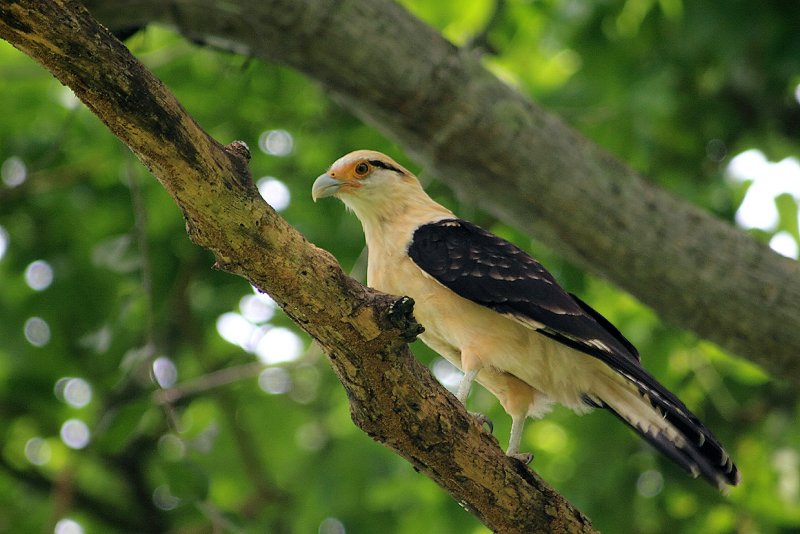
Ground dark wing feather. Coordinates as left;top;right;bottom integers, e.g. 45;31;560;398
408;218;638;364
408;219;740;487
569;293;639;360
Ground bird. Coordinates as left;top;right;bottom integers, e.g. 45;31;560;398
312;149;740;489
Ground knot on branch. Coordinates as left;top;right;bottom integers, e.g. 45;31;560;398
343;291;424;348
387;296;425;342
223;139;258;194
225;139;251;161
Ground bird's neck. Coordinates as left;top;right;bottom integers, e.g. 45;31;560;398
352;188;452;291
348;187;453;254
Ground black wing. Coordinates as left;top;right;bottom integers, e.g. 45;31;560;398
408;218;740;487
408;218;639;365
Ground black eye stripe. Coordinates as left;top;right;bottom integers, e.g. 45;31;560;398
368;159;404;175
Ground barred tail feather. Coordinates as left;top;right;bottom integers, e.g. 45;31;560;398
585;378;740;490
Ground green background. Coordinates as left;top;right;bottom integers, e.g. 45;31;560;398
1;1;798;532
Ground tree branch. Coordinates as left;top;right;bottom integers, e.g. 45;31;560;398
0;1;595;532
81;0;800;382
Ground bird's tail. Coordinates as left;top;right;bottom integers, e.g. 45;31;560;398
585;373;740;490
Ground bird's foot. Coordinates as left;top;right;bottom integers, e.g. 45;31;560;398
388;296;425;342
469;411;493;433
508;451;534;465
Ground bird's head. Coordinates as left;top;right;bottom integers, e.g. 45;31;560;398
312;150;432;221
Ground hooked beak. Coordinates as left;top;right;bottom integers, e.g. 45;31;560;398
311;173;343;202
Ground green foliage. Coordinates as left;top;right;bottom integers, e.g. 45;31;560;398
1;2;799;533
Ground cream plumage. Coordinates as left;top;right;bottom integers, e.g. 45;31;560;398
312;150;739;489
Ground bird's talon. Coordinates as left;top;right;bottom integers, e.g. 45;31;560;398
509;452;534;465
469;411;493;433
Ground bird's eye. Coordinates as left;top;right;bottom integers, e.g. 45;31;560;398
354;162;370;177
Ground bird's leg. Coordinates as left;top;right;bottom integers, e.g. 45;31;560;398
455;366;494;432
507;414;533;464
495;376;538;463
456;368;479;405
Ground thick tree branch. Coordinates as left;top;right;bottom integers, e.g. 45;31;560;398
82;0;800;382
0;1;595;532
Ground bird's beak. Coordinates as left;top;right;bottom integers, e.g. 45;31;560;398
311;173;343;202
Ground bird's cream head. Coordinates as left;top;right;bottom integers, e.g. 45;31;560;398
312;150;435;222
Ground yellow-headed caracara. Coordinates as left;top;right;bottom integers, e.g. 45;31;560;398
312;150;740;489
